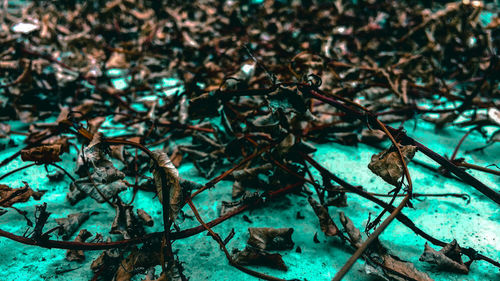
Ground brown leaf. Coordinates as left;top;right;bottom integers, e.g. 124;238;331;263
368;145;417;186
220;192;260;216
247;227;294;250
42;136;70;154
71;156;126;203
0;182;46;207
90;238;121;277
20;144;63;164
231;163;272;198
232;247;288;271
339;212;362;248
110;145;125;162
307;196;339;236
114;247;162;281
419;240;469;274
150;150;182;221
66;229;92;261
55;212;90;240
338;213;433;281
366;253;434;281
136;209;154;227
111;199;145;239
0;123;11;138
325;186;348;207
105;52;129;69
360;129;386;144
169;147;183;167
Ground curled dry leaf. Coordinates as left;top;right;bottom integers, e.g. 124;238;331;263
136;209;154;227
339;212;362;248
111;199;145;239
220;192;260;216
20;144;64;164
0;183;46;207
0;123;11;138
105;52;129;69
419;240;469;274
325;185;348;207
232;247;288;271
247;227;294;251
365;253;434;281
150;150;183;221
488;108;500;126
360;129;386;144
339;212;433;281
368;145;417;186
55;212;90;240
66;229;92;261
90;238;122;278
70;158;127;204
231;163;272;198
114;247;162;281
307;196;339;236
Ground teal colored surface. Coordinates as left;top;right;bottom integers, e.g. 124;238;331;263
0;118;498;281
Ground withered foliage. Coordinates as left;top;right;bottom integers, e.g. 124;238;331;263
0;182;45;207
307;196;339;237
340;212;433;281
247;227;294;251
368;145;417;186
419;240;470;274
0;0;499;280
232;247;288;271
55;212;91;240
66;229;93;262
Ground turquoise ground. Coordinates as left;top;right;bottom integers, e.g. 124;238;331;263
0;117;498;281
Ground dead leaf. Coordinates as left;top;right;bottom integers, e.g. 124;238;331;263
90;238;121;277
136;209;154;227
55;212;91;240
105;52;129;69
231;163;272;198
366;253;434;281
339;212;362;248
0;182;46;207
111;199;145;239
114;246;161;281
325;186;348;207
247;227;294;250
419;240;469;274
308;196;339;236
20;144;63;164
339;213;433;280
150;150;182;221
66;229;92;261
361;129;386;144
368;145;417;186
232;247;288;271
0;123;11;138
